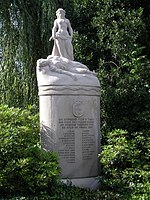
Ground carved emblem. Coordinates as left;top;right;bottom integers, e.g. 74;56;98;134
72;99;84;117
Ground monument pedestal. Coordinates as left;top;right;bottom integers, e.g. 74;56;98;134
62;177;100;190
37;57;100;189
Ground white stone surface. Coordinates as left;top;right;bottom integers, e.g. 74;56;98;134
62;177;100;190
49;8;74;60
40;94;100;178
37;56;99;87
37;55;100;189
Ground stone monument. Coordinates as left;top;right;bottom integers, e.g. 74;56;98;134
36;8;100;190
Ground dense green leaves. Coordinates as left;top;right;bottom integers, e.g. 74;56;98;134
0;105;60;197
90;0;150;134
93;1;143;64
71;0;100;69
100;129;150;198
0;0;60;108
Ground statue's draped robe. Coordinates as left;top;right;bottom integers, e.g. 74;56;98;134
51;19;74;60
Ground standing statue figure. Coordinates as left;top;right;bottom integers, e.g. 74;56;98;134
49;8;74;60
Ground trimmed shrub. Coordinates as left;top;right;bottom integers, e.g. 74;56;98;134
99;129;150;198
0;105;60;198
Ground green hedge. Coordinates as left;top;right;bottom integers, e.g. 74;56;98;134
99;129;150;198
0;105;60;198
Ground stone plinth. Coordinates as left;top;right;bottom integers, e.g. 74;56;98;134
36;57;100;189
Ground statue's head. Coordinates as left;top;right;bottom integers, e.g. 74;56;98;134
56;8;65;18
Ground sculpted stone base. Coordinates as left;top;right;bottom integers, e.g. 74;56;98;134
39;93;100;178
37;56;100;189
62;177;100;190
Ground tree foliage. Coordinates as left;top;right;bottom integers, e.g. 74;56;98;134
0;0;72;108
71;0;100;69
90;0;150;134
